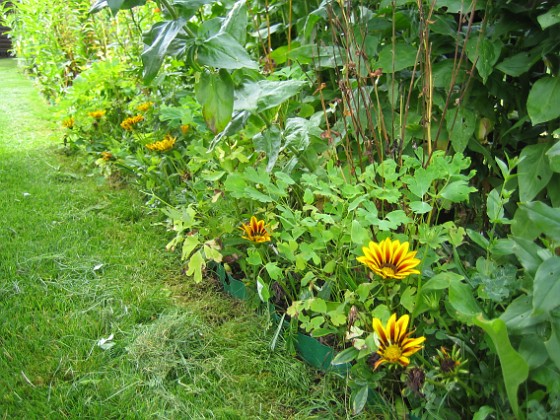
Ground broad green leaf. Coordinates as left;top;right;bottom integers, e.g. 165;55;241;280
309;298;328;314
521;201;560;242
435;0;482;13
142;19;187;83
181;233;200;260
500;295;548;334
235;80;306;112
439;180;476;202
89;0;146;14
265;262;283;281
283;117;322;152
473;316;529;418
448;281;482;321
533;256;560;315
195;69;234;134
518;143;553;202
400;286;416;313
473;406;495;420
465;37;502;83
246;248;262;265
423;272;464;291
256;276;270;302
253;125;282;172
496;49;542;77
537;4;560;30
546;140;560;173
172;0;213;19
406;167;434;198
512;237;545;276
351;220;370;245
197;32;258;70
409;201;432;214
186;250;205;283
545;317;560;370
352;385;369;415
448;107;476;153
375;41;418;73
527;76;560;125
467;228;489;250
331;347;359;365
519;335;549;369
221;0;248;44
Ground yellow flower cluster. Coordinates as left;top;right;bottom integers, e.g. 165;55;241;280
137;101;154;112
146;134;176;152
62;117;74;129
121;115;144;131
88;110;106;119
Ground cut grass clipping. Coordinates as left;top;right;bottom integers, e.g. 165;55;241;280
0;59;353;418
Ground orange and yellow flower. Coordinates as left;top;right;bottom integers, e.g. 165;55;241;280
372;313;425;370
357;238;421;280
180;124;190;135
145;134;176;152
62;117;74;129
240;216;271;243
137;101;154;112
120;115;144;131
101;151;113;161
88;110;106;119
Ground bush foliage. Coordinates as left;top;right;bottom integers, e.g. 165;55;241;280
3;0;560;417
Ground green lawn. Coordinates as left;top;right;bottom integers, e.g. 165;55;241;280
0;59;349;419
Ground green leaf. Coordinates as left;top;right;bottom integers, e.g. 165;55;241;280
486;188;506;223
172;0;213;19
409;201;432;214
545;317;560;370
197;32;258;70
181;233;200;260
309;298;328;314
400;286;416;313
533;256;560;315
331;347;359;365
423;272;464;291
186;250;205;283
448;107;476;153
500;295;548;335
512;237;545;276
521;201;560;242
253;125;282;172
496;49;542;77
221;0;248;45
375;41;418;73
473;316;529;418
195;69;234;134
465;37;502;83
352;385;369;415
351;220;371;245
141;19;187;83
527;76;560;125
448;281;482;321
439;180;476;203
537;4;560;30
256;276;270;302
546;140;560;173
518;143;553;202
265;262;283;281
247;248;262;265
235;80;306;113
90;0;146;14
519;335;549;369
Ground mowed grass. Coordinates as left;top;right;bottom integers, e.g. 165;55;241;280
0;59;349;419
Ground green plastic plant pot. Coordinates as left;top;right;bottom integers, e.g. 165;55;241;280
295;333;349;375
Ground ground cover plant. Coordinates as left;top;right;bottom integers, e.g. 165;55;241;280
0;59;356;418
3;0;560;417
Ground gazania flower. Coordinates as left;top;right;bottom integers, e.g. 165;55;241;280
372;313;425;370
145;134;176;152
137;101;154;112
240;216;271;243
357;238;421;280
88;110;106;119
101;151;113;161
180;124;190;134
62;117;74;129
121;115;144;131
